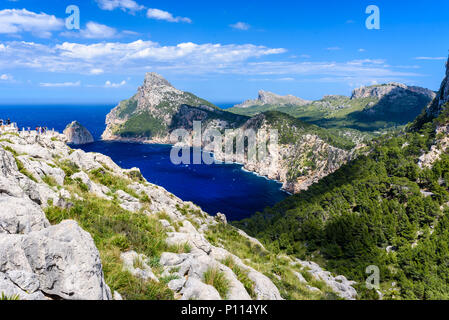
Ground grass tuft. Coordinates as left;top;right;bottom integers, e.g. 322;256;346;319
203;267;230;299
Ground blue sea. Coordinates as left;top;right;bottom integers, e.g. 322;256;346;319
0;104;288;220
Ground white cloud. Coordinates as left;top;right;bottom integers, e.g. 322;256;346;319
0;39;421;87
90;68;104;75
414;56;446;61
52;40;286;64
95;0;144;12
79;22;118;39
61;22;139;40
40;81;81;87
358;48;366;52
230;22;250;31
0;9;64;38
104;80;126;88
0;74;13;81
146;9;192;23
326;47;342;51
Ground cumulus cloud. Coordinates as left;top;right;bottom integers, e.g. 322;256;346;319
0;39;421;87
146;9;192;23
62;22;118;39
95;0;144;12
0;9;64;38
53;40;286;64
40;81;81;87
230;22;250;30
104;80;126;88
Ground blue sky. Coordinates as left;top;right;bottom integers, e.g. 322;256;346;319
0;0;448;104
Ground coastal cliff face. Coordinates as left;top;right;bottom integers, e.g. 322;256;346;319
102;72;246;143
212;112;358;193
0;130;357;300
102;73;360;194
418;57;449;168
426;58;449;118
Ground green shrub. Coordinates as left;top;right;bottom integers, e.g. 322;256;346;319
0;293;20;300
203;267;230;299
222;256;255;298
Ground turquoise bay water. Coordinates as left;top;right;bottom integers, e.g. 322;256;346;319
0;104;288;220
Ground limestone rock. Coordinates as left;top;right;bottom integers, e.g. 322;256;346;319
0;195;50;234
216;212;227;225
71;171;111;200
18;155;65;186
116;190;142;212
234;90;310;109
0;220;112;300
63;121;94;145
351;82;435;101
120;251;159;282
295;259;357;300
180;278;221;300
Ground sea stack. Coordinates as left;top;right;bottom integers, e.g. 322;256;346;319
63;121;94;145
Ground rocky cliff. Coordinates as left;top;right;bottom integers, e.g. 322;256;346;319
63;121;94;145
418;56;449;168
426;57;449;118
350;82;435;100
102;72;246;142
102;73;359;194
0;130;357;300
234;90;310;109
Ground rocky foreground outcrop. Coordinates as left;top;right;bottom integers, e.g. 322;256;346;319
63;121;94;145
0;139;110;300
0;130;357;300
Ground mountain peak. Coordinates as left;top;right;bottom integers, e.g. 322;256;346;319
143;72;173;89
234;90;309;109
351;82;435;101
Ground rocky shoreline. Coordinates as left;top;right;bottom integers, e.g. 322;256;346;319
101;73;358;194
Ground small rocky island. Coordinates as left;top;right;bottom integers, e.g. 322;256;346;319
63;121;94;145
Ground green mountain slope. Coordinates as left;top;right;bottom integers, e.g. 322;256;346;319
229;84;436;132
235;60;449;300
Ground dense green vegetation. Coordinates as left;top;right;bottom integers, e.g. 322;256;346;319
112;90;222;139
229;91;433;132
236;103;449;299
114;111;168;138
116;96;139;118
261;111;366;150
